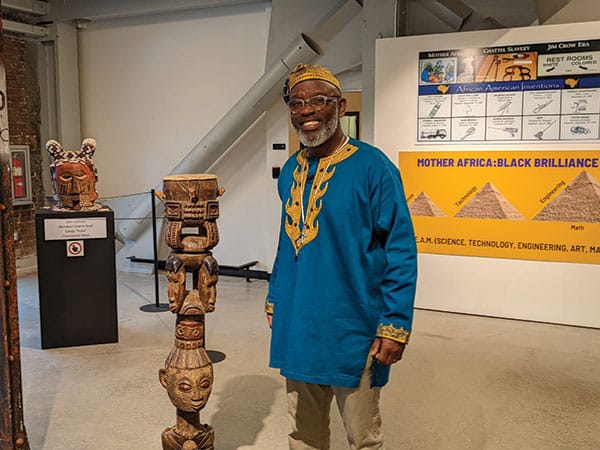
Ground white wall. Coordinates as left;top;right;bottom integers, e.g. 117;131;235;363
210;117;268;268
77;3;271;268
374;21;600;327
76;0;366;271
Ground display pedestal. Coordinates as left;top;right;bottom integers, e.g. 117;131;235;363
35;207;118;349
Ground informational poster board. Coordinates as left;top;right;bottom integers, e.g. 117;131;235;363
375;21;600;328
417;38;600;143
399;150;600;264
407;33;600;263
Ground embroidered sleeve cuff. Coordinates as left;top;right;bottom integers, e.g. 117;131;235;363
376;323;410;343
265;301;274;314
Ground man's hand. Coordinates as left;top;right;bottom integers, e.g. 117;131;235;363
369;337;405;365
266;313;273;329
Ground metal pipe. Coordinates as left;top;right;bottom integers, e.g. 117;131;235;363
118;33;320;242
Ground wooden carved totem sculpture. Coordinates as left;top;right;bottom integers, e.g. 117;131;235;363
158;174;224;450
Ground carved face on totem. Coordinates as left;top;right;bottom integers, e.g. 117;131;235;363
46;138;99;210
166;255;187;313
199;256;218;313
159;365;213;412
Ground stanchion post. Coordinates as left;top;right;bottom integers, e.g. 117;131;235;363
152;189;161;307
139;189;169;312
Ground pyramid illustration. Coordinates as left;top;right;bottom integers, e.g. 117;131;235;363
455;182;525;220
534;171;600;223
409;192;445;217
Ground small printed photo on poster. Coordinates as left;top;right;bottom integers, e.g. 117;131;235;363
522;90;561;115
538;50;600;77
560;115;600;140
476;52;538;82
522;116;559;140
452;117;485;141
419;58;457;85
456;53;487;83
487;116;521;140
486;92;524;117
417;94;452;119
418;118;450;142
452;93;486;117
560;88;600;115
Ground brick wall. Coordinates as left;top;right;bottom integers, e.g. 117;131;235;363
3;35;42;258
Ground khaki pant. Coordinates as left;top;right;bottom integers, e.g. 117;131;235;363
286;357;385;450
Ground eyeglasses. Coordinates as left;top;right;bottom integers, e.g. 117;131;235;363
288;95;340;114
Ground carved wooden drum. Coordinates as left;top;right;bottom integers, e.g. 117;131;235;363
162;174;223;252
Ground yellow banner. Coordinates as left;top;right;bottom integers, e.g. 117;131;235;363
398;150;600;264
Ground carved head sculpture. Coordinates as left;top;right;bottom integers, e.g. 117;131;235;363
46;138;99;210
159;364;213;413
159;334;213;413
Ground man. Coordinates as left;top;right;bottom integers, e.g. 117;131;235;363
266;63;417;450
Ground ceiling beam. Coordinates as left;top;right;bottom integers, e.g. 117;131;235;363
45;0;267;22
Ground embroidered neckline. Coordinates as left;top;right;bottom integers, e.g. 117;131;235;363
298;136;348;244
284;139;359;255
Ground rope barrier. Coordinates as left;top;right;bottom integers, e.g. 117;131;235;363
97;191;150;200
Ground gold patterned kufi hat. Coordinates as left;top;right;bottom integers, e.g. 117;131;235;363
282;64;341;103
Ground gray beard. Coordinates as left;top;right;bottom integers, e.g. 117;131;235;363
296;105;339;148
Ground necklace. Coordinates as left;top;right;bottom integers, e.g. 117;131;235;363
299;135;349;244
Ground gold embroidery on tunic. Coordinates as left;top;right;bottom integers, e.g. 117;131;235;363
265;301;274;314
284;143;359;255
376;323;410;343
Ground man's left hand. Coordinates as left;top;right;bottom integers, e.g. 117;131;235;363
369;338;406;365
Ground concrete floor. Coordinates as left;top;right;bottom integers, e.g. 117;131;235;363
14;270;600;450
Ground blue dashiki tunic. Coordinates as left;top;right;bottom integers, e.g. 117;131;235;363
266;138;417;388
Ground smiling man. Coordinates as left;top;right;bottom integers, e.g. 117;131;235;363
266;64;418;450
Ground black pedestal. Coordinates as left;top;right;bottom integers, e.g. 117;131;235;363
35;207;118;349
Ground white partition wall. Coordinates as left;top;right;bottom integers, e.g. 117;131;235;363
374;22;600;328
77;4;271;268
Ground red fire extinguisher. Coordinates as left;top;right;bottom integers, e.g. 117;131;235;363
12;156;25;198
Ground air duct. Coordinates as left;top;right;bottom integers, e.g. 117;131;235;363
118;33;320;242
2;19;49;38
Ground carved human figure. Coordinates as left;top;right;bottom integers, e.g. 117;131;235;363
166;255;187;313
159;324;214;450
46;138;100;210
159;367;214;450
198;255;218;313
166;253;219;316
